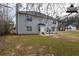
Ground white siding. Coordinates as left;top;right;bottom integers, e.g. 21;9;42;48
17;14;58;34
18;14;26;34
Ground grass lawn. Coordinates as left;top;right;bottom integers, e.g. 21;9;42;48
58;31;79;38
0;33;79;56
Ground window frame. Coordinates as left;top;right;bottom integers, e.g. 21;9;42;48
53;20;56;24
26;26;32;31
51;27;55;31
26;15;32;21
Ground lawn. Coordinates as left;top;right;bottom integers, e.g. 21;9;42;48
58;31;79;38
0;33;79;56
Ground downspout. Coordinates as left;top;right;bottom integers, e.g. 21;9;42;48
16;4;19;34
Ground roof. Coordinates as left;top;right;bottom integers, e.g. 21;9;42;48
18;11;55;20
38;23;45;25
68;24;76;27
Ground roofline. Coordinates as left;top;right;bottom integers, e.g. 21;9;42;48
18;11;55;20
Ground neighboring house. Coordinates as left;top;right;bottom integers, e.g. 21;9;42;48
65;25;76;31
16;11;58;35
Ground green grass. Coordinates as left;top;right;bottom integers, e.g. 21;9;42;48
58;31;79;38
0;34;79;56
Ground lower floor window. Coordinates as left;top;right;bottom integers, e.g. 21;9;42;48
51;27;55;31
38;26;40;31
27;26;32;31
47;27;49;32
46;27;51;33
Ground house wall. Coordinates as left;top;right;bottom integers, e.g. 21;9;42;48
16;14;58;34
17;14;26;34
45;19;58;33
67;25;76;31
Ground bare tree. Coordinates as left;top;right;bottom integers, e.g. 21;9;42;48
0;3;14;35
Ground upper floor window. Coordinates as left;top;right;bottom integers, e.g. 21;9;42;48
27;15;32;21
53;20;56;24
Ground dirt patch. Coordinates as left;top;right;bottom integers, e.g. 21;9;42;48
0;37;6;49
0;37;7;55
15;44;55;56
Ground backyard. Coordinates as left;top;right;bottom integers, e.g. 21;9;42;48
0;31;79;56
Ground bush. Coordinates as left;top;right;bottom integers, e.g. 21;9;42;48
0;19;14;35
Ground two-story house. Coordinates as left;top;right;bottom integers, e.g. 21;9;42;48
16;11;58;35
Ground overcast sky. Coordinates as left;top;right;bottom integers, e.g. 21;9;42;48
6;3;79;24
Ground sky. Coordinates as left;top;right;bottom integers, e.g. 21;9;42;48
4;3;79;24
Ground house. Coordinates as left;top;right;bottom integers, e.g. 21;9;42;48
16;11;58;35
65;25;76;31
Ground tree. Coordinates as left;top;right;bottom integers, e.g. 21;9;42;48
4;20;14;34
0;3;14;35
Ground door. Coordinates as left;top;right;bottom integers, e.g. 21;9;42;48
40;26;45;35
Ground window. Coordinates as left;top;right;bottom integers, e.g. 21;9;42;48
46;27;51;34
27;15;32;21
38;27;40;31
47;27;49;32
27;26;32;31
51;27;55;31
53;20;56;24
